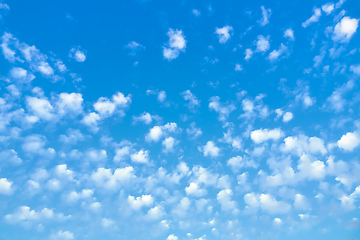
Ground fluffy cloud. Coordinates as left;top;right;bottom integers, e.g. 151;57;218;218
91;167;135;190
56;93;83;116
0;178;13;195
250;128;284;144
337;132;360;151
322;3;334;15
69;47;86;62
181;90;200;110
302;8;321;28
163;29;186;60
5;206;70;225
215;25;233;43
268;44;288;61
94;92;131;117
284;28;295;40
333;17;359;42
26;96;54;121
227;156;257;171
244;193;291;214
281;135;327;156
162;137;178;153
255;35;270;52
259;6;271;26
130;149;150;164
209;96;236;122
217;189;237;212
199;141;220;157
128;195;154;210
133;112;153;125
145;122;178;142
50;231;74;240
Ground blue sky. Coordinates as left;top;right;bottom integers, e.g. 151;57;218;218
0;0;360;239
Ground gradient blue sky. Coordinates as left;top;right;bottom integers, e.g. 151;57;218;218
0;0;360;239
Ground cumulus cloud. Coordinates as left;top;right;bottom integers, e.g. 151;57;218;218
244;193;291;214
50;231;74;240
337;132;360;151
209;96;236;122
133;112;153;125
181;90;200;110
163;29;186;60
69;47;86;62
282;135;327;156
91;167;135;190
128;195;154;210
333;17;359;42
145;122;178;142
322;3;334;15
0;178;13;195
268;44;288;61
284;28;295;40
130;149;150;164
250;128;284;144
244;48;253;60
255;35;270;52
215;25;233;43
302;8;321;28
259;6;271;26
199;141;220;157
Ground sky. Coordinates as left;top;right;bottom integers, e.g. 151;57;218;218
0;0;360;239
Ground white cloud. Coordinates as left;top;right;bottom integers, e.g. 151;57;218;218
113;146;131;162
146;206;164;220
209;96;236;122
162;137;177;153
244;48;253;60
69;47;86;62
186;122;202;138
145;122;178;142
268;44;288;61
185;182;207;197
130;149;150;164
0;149;22;164
181;90;200;110
10;67;35;83
215;25;233;43
5;206;70;225
333;17;359;42
163;29;186;60
339;186;360;210
91;167;135;190
302;8;322;28
284;28;295;40
167;234;178;240
235;64;243;71
259;6;271;26
227;156;257;171
250;128;284;144
56;93;83;116
337;132;360;151
255;35;270;52
0;178;13;195
217;189;237;212
192;9;200;17
94;92;131;117
282;112;293;122
199;141;220;157
157;90;166;102
50;231;74;240
26;96;54;121
244;193;291;214
128;195;154;210
282;135;327;156
59;129;84;144
81;112;100;131
133;112;153;125
350;64;360;75
322;3;335;15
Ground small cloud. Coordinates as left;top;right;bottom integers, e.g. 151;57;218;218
69;47;86;62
